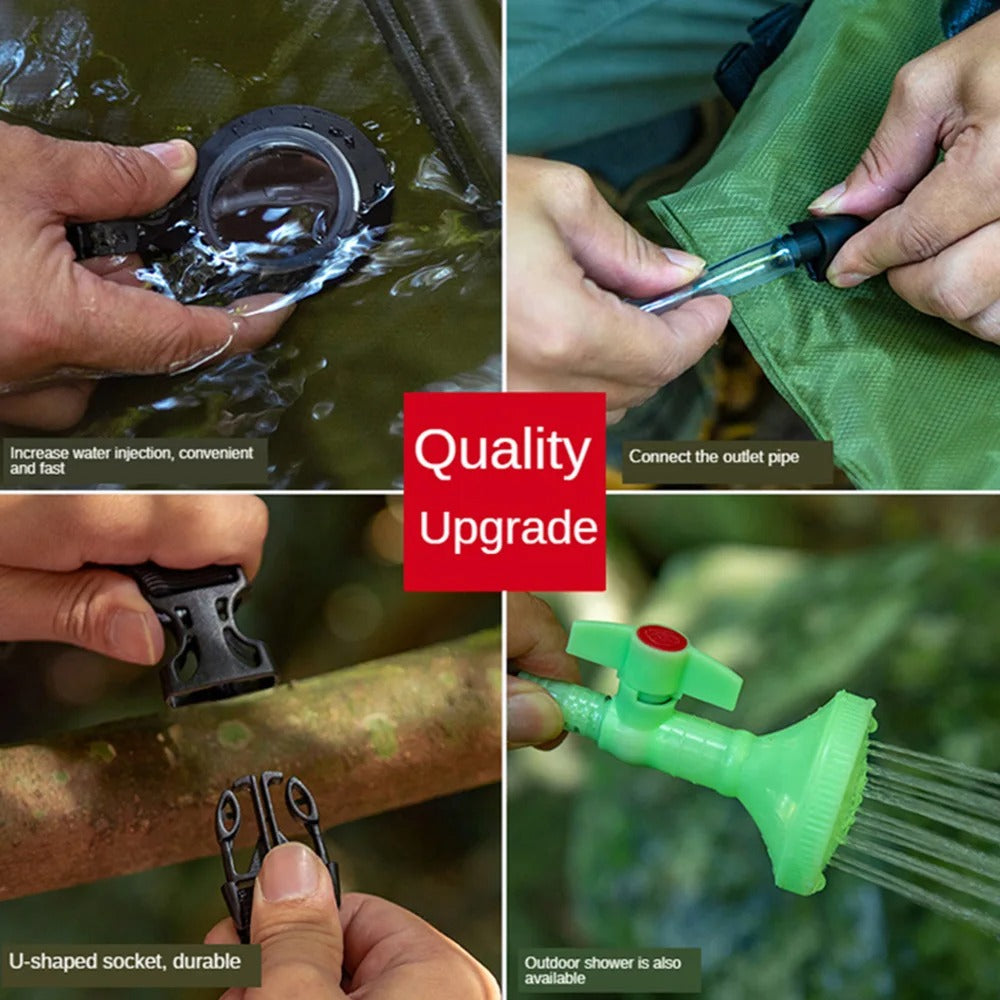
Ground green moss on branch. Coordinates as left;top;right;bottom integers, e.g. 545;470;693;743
0;629;501;901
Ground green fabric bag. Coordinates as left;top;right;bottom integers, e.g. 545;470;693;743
650;0;1000;489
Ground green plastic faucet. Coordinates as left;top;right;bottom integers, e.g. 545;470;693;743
522;621;877;896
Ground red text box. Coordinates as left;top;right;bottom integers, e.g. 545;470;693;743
404;393;606;592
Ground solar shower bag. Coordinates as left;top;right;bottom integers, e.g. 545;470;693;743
650;0;1000;489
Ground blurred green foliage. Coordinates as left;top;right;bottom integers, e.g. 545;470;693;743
510;495;1000;1000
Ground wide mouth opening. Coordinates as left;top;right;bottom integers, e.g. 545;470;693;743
200;129;361;270
209;145;343;255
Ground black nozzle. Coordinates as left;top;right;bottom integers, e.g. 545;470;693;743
783;214;867;282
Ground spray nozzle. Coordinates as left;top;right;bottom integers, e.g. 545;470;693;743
523;620;878;896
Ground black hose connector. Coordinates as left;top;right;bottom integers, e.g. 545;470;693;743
783;214;867;282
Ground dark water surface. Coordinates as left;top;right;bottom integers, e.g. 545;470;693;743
0;0;500;487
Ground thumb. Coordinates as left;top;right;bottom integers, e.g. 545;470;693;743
249;842;345;998
808;62;948;219
42;135;197;222
0;566;163;663
554;173;704;297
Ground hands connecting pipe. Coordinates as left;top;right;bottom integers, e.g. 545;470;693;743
506;156;732;426
508;9;1000;426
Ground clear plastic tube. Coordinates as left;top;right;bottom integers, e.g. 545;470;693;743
639;237;797;315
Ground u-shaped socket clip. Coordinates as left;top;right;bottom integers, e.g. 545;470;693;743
216;772;341;943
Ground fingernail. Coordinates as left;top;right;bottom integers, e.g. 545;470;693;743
663;247;705;274
166;337;232;374
141;139;195;173
828;270;869;289
226;295;297;321
259;843;322;902
508;677;565;746
808;182;847;213
108;608;159;664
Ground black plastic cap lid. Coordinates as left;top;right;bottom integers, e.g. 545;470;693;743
784;214;868;282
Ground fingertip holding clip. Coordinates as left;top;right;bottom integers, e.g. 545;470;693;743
216;772;341;943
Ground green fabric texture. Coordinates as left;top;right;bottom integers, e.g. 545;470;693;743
649;0;1000;489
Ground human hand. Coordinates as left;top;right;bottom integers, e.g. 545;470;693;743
204;842;500;1000
0;123;293;428
507;593;579;749
507;155;731;424
810;11;1000;341
0;494;267;664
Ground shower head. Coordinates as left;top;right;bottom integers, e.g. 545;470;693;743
522;620;877;895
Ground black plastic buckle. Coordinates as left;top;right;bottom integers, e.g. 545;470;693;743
216;772;341;943
116;563;277;708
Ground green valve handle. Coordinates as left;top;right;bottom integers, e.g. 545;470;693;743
522;620;877;896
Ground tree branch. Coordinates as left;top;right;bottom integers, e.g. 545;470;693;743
0;629;500;901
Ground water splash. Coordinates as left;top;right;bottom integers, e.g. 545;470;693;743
414;150;482;208
134;218;387;311
831;741;1000;937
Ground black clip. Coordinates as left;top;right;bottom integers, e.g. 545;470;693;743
115;563;277;708
216;772;341;943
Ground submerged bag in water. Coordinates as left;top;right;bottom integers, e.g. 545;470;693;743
650;0;1000;490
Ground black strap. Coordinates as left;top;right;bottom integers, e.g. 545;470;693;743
941;0;1000;36
714;3;811;112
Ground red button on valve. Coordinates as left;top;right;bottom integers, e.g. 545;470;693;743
637;625;687;652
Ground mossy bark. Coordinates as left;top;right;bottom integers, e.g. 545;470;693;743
0;629;501;900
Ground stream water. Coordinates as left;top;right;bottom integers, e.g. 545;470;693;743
831;740;1000;937
0;0;500;487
